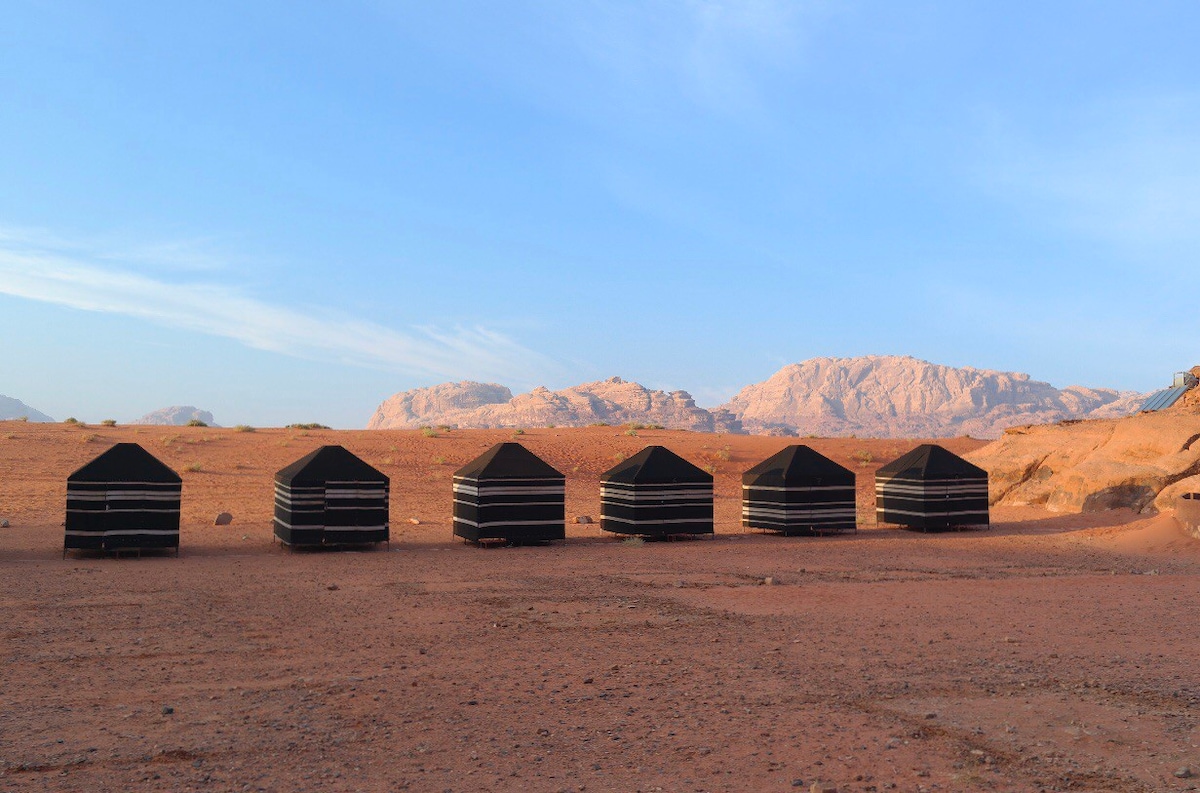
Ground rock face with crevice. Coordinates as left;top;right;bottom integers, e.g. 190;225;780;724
967;407;1200;513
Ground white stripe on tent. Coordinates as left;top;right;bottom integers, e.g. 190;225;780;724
601;516;712;525
742;485;856;494
875;508;987;518
453;518;565;528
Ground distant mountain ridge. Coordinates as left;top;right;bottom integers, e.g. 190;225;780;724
368;356;1149;438
0;394;54;422
718;355;1144;438
368;377;742;433
134;406;219;427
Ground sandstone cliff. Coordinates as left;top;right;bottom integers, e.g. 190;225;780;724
967;407;1200;514
719;355;1143;439
367;377;742;433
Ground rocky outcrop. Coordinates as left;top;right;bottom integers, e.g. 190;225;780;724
367;381;512;429
966;408;1200;513
134;406;218;427
0;395;53;422
368;377;743;433
719;355;1144;439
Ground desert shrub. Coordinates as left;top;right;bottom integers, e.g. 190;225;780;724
81;433;98;443
100;419;117;427
589;422;610;427
622;536;645;547
645;423;664;430
624;428;638;437
234;424;255;433
613;452;626;463
626;422;647;431
703;463;716;474
513;428;525;436
852;449;874;466
64;417;79;425
185;462;202;473
186;419;207;427
437;425;452;432
433;455;447;465
15;416;28;422
286;423;330;430
421;427;438;438
715;447;732;462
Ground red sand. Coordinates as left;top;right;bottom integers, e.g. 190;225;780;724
2;423;1199;792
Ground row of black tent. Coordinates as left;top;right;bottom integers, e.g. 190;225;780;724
63;441;989;554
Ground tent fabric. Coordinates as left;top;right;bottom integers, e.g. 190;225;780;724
600;446;713;536
65;443;182;553
741;445;857;534
874;444;989;530
274;446;389;546
452;442;565;543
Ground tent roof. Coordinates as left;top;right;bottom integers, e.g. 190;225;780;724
875;444;986;480
454;442;563;480
68;442;181;483
741;444;854;486
275;445;388;486
602;445;711;485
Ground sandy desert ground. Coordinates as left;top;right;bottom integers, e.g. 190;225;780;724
2;422;1199;792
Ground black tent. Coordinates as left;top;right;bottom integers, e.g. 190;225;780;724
453;442;565;544
874;444;989;530
742;445;857;534
600;446;713;537
65;443;182;555
274;446;389;547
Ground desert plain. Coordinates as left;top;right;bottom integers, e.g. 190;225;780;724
1;422;1199;792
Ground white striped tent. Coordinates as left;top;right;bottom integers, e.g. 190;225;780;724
875;444;989;530
601;446;713;537
65;443;182;555
274;446;389;548
453;442;565;544
742;445;857;535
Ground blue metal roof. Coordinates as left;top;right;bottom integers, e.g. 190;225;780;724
1140;386;1189;412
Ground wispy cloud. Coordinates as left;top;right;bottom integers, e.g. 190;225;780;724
975;93;1200;259
561;0;825;117
0;230;556;383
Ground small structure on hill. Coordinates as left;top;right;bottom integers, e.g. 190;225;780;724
274;446;389;548
453;442;565;544
65;443;182;556
601;446;713;537
1139;371;1199;413
875;444;989;531
742;445;857;534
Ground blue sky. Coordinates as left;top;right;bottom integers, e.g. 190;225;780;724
2;1;1198;427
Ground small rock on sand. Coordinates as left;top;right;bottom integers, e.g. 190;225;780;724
576;515;592;524
0;519;9;528
214;512;233;526
408;517;420;525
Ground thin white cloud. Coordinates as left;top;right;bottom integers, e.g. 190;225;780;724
563;0;824;117
0;233;556;383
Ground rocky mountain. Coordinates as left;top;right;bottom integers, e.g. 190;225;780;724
367;377;742;433
718;355;1146;439
368;356;1151;438
134;406;218;427
0;395;54;422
